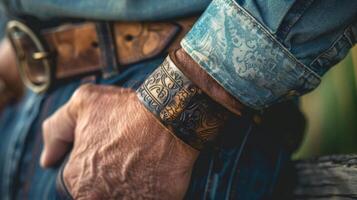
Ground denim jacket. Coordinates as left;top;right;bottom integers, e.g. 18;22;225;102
0;1;356;199
1;0;357;109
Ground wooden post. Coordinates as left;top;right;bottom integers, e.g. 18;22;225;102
294;154;357;199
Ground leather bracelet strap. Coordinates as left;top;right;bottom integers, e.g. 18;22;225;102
137;56;230;150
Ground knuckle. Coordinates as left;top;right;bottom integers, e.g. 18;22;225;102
74;84;94;98
79;83;95;92
71;83;97;106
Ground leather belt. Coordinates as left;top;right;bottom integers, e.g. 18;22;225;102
6;17;197;93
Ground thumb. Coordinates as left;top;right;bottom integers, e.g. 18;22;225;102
40;102;76;168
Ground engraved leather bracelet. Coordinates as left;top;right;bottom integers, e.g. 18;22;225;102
137;56;230;150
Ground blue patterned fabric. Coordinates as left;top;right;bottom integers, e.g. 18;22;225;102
181;0;320;109
182;0;357;109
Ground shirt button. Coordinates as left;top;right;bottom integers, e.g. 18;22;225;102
253;115;262;125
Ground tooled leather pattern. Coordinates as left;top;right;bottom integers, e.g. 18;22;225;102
44;23;102;79
114;22;180;66
137;56;230;150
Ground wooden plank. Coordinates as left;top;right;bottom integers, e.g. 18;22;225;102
293;154;357;199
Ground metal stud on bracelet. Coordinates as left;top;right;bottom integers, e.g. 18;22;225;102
136;56;230;150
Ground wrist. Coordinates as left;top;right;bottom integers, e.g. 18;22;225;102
136;55;231;150
172;48;246;116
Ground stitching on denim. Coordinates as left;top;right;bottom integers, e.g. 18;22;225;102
310;24;355;70
44;173;56;199
344;25;356;46
310;34;344;67
276;0;315;41
5;93;44;199
20;93;52;199
269;150;284;194
203;155;215;199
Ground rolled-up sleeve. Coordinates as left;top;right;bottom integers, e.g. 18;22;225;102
181;0;357;109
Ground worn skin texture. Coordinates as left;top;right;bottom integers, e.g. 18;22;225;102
172;48;245;116
41;84;199;199
40;48;244;198
0;39;23;111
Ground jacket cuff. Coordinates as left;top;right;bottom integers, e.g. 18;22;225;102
181;0;321;110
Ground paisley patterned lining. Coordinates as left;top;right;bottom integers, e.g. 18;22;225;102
181;0;321;109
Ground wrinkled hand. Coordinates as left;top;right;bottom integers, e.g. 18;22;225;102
41;84;199;199
0;39;23;111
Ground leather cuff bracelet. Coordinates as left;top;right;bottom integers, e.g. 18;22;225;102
137;56;230;150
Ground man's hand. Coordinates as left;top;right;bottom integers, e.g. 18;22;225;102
41;84;199;199
0;39;23;111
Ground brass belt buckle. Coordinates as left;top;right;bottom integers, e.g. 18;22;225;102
6;20;53;93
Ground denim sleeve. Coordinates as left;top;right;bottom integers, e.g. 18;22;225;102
181;0;357;109
6;0;211;21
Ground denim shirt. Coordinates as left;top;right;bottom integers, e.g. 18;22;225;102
1;0;357;109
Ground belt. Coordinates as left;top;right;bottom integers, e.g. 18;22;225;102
6;17;197;93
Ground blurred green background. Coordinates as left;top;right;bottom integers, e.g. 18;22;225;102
295;47;357;159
